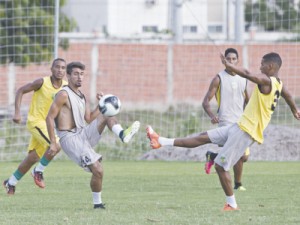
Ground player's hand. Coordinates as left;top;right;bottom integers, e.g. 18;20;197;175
49;142;59;156
293;110;300;120
210;116;219;124
97;92;104;101
220;53;227;65
12;114;21;124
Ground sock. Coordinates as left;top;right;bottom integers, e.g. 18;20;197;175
158;137;175;146
112;124;123;137
210;152;218;161
9;170;24;186
35;156;50;172
92;192;102;205
226;195;237;208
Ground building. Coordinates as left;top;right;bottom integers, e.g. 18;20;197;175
62;0;211;41
61;0;299;43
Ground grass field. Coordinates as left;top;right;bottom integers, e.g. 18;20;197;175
0;161;300;225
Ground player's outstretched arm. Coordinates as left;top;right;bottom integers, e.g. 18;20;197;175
281;85;300;120
220;53;269;86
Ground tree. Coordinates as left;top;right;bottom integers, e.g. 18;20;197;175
245;0;299;31
0;0;76;65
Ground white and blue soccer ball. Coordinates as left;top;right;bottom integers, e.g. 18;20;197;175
99;94;121;117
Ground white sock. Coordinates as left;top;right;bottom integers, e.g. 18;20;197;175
92;192;102;205
35;163;45;172
158;137;175;146
226;195;237;208
8;175;18;186
112;124;123;136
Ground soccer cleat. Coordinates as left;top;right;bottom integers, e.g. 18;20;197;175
146;125;161;149
205;151;215;174
94;203;106;209
31;167;45;188
234;185;246;191
3;179;15;195
223;203;240;211
121;121;140;143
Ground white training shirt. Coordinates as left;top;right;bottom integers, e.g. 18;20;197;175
217;70;247;127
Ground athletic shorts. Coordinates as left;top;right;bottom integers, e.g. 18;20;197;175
208;123;254;171
211;122;250;156
57;119;102;172
27;122;58;158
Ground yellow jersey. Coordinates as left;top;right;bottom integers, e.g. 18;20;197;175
27;76;67;126
238;77;282;144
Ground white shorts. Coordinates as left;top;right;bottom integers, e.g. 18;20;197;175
208;123;254;171
58;119;102;172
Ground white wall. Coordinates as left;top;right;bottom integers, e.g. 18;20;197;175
107;0;169;36
182;0;207;35
62;0;209;39
62;0;108;32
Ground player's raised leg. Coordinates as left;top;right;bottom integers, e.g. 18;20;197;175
146;125;161;149
120;121;140;143
104;116;140;143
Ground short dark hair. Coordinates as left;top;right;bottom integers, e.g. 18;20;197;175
51;58;66;67
263;52;282;68
67;62;85;75
225;48;239;58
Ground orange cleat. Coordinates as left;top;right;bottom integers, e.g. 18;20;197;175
223;204;240;211
146;125;161;149
3;179;15;195
31;168;45;188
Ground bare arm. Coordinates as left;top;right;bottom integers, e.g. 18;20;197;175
84;93;103;123
202;75;220;124
244;85;250;108
220;53;270;86
13;78;43;123
281;85;300;120
46;91;68;155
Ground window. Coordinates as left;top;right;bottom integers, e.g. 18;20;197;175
183;26;198;33
208;25;223;33
142;26;158;33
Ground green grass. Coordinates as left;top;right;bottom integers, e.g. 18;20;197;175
0;161;300;225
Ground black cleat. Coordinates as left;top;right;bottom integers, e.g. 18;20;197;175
94;203;106;209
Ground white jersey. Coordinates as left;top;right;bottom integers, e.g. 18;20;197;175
56;86;102;172
216;70;247;127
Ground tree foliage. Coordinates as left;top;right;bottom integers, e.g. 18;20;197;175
0;0;76;65
245;0;299;31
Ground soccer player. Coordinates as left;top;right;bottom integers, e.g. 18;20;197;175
202;48;250;191
46;61;140;209
3;58;68;194
146;52;300;211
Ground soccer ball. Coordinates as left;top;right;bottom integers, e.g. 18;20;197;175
99;94;121;117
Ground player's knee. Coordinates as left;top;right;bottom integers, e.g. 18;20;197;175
241;154;249;162
197;132;212;145
92;162;104;179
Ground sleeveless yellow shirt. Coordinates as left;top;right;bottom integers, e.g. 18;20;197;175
238;77;282;144
27;76;67;126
